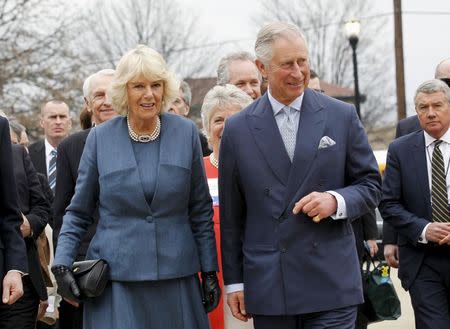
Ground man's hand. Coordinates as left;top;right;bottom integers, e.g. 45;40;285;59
383;244;399;268
425;222;450;243
439;232;450;245
2;271;23;305
293;192;337;222
20;213;31;238
227;291;251;322
366;239;379;258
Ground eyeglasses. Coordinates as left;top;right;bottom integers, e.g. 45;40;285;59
440;78;450;88
312;88;325;93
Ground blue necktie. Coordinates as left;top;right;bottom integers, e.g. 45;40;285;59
48;149;57;194
279;106;296;161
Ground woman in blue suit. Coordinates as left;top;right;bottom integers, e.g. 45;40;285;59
52;45;220;329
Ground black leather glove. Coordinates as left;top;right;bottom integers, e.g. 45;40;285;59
51;265;81;303
201;271;221;313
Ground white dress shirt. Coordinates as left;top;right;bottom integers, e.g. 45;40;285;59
419;129;450;243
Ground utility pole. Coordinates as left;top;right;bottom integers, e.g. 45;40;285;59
394;0;406;121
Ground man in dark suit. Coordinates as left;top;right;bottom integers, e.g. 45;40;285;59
0;144;51;329
219;22;381;329
0;116;27;316
380;79;450;329
53;69;116;329
383;58;450;268
28;100;71;192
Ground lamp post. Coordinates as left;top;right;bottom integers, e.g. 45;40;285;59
345;19;361;120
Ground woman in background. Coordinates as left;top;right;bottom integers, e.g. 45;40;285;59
201;84;254;329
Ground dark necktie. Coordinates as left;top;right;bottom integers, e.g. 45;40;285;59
48;149;57;194
431;140;449;222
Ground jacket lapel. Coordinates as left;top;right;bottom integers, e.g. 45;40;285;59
285;90;325;205
112;117;152;213
411;131;431;217
247;95;291;185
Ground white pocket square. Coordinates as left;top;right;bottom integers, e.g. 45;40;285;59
318;136;336;149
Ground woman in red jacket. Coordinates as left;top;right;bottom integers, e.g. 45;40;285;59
201;84;254;329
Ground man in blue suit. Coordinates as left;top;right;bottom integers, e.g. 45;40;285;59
219;22;381;329
380;79;450;329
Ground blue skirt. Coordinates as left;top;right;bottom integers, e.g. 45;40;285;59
83;275;210;329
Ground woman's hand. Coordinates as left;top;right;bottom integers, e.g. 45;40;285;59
51;265;80;306
201;272;221;313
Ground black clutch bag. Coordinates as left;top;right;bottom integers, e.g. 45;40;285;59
72;259;109;298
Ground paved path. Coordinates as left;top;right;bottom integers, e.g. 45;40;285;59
369;268;415;328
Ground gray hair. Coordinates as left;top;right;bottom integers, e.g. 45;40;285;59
414;79;450;107
255;21;307;66
179;80;192;106
217;51;261;85
201;84;253;137
83;69;115;98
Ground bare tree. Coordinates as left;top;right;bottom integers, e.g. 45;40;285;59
79;0;216;78
0;0;91;139
254;0;396;130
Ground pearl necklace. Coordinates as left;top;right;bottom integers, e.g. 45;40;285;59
209;152;219;168
127;115;161;142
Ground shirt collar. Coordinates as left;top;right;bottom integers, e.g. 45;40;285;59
44;138;56;157
424;128;450;147
268;89;304;116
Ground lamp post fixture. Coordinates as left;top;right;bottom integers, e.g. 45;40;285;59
345;19;362;120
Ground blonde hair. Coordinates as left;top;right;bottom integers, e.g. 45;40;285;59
110;45;179;115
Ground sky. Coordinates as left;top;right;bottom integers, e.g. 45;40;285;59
183;0;450;116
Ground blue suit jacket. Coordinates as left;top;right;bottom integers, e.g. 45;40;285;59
379;130;432;289
54;114;218;281
219;89;381;315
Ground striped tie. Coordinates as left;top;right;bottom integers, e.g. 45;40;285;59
431;140;449;222
48;149;57;194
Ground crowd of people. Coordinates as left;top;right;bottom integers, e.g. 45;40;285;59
0;20;450;329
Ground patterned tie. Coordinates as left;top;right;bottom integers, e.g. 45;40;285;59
279;106;296;161
431;140;449;222
48;149;57;194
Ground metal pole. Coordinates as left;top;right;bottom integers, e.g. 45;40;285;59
394;0;406;121
349;36;361;121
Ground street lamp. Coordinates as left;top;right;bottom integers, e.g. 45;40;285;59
345;19;361;120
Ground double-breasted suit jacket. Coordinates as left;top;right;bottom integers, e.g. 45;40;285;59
219;89;381;315
54;114;218;280
380;131;440;289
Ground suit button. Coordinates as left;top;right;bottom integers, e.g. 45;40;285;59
264;188;270;196
146;216;153;223
312;242;318;248
281;247;287;253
